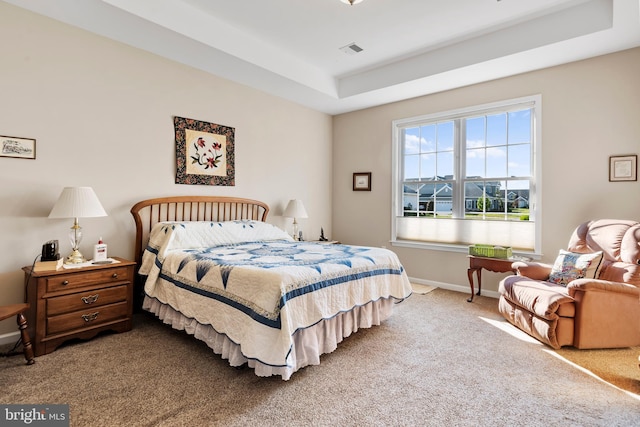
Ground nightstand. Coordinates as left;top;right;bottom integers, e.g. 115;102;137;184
22;257;135;356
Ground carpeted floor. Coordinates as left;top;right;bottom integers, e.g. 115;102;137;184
1;288;638;426
554;346;640;396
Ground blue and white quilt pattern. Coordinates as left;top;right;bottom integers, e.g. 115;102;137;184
139;221;413;368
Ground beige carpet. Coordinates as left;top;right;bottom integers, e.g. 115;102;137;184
1;289;639;426
553;346;640;397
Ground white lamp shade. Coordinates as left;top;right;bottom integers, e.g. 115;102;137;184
283;199;308;219
341;0;364;4
48;187;108;218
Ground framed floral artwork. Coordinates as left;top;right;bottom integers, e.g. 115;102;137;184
174;116;235;186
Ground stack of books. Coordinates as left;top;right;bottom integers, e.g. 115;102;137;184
33;258;64;272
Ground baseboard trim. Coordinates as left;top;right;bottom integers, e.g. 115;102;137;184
408;276;500;299
0;331;19;347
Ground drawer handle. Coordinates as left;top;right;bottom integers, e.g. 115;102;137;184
62;280;69;286
81;294;99;304
112;273;118;279
81;312;100;323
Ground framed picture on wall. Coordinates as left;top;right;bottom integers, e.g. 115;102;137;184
609;155;637;182
353;172;371;191
0;135;36;159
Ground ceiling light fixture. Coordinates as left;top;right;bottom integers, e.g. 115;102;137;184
340;0;364;5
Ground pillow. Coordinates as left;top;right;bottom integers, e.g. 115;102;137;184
547;250;603;286
146;220;293;257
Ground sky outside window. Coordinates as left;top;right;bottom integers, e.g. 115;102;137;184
403;107;531;188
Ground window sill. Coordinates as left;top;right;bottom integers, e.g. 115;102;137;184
390;239;541;260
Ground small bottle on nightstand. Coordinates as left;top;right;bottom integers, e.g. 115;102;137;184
93;237;108;261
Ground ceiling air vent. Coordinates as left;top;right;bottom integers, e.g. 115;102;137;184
339;43;363;56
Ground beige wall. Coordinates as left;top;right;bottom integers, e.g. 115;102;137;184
0;4;332;337
333;47;640;295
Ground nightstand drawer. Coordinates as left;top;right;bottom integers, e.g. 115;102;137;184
47;284;128;316
46;266;131;293
47;301;129;335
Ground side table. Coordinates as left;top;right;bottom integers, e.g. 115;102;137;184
467;256;516;302
23;257;135;356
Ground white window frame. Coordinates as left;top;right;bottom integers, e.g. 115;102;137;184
391;95;542;256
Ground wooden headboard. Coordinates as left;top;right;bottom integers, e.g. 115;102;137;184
130;196;270;267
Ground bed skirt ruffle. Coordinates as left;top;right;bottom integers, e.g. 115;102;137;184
142;296;395;380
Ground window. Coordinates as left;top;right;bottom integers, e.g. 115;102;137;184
391;95;541;253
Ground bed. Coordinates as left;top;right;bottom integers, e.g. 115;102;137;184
131;196;412;380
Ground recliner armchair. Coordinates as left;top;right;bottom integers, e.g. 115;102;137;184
499;219;640;349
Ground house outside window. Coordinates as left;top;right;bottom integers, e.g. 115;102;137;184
391;95;541;254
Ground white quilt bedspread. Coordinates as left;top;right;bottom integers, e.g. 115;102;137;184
139;221;412;371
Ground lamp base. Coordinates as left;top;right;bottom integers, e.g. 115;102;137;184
292;221;299;241
65;249;86;264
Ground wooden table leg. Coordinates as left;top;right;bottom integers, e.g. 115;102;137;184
467;267;481;302
17;312;35;365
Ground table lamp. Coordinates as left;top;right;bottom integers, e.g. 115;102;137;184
283;199;308;241
48;186;107;264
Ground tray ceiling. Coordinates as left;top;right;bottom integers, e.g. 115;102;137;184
5;0;640;114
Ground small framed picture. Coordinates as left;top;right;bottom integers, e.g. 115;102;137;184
609;155;637;182
353;172;371;191
1;135;36;159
